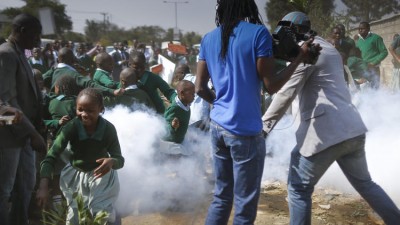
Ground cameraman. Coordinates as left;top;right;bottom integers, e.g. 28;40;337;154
262;12;400;225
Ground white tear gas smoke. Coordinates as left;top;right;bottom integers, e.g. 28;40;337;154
103;105;212;216
263;89;400;206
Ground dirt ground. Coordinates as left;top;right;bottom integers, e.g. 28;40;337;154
122;181;384;225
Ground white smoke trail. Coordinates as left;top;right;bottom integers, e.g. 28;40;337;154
103;105;212;216
103;87;400;216
263;89;400;206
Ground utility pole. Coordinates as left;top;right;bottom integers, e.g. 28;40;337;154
163;0;189;41
100;12;108;33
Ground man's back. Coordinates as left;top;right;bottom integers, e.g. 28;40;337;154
199;21;272;136
264;37;367;156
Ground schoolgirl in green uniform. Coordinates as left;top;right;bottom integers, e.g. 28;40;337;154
37;88;125;225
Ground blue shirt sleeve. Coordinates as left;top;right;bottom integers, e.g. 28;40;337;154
255;27;273;58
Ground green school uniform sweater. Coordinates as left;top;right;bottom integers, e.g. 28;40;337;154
164;97;190;144
44;94;76;130
40;117;124;178
93;69;119;89
138;71;176;114
105;87;155;110
42;66;115;96
356;33;388;65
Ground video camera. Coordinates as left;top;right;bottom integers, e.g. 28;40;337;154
272;20;319;65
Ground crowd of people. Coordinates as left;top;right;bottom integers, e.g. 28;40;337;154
1;0;400;224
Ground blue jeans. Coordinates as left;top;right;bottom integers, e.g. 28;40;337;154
205;121;266;225
288;134;400;225
0;141;36;225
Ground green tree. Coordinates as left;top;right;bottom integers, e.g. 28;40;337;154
63;31;85;43
129;25;167;44
180;31;202;48
340;0;400;23
265;0;335;37
1;0;72;38
84;19;104;43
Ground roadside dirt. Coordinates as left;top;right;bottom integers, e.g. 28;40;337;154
122;181;384;225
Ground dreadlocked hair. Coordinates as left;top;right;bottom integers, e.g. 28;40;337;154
55;74;80;97
215;0;263;59
77;88;104;109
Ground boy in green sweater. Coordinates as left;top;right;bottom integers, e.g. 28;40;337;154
356;21;388;89
93;52;119;89
129;51;176;114
42;47;122;97
158;80;195;158
104;68;155;110
164;80;195;144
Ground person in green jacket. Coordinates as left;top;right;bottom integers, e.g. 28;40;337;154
164;80;195;144
36;88;124;225
129;51;176;114
93;52;119;89
42;47;123;97
356;21;388;89
104;67;155;110
45;74;79;137
158;80;195;159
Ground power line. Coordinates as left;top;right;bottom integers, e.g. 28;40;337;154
68;9;108;15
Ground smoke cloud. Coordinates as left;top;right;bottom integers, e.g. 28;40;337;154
103;88;400;216
103;105;212;216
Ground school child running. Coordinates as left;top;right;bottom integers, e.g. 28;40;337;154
159;80;195;157
104;67;155;110
36;87;125;225
129;51;176;114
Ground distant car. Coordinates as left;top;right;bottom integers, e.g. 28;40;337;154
40;38;55;48
106;46;115;54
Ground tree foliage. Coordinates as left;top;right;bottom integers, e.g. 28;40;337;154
84;19;202;47
1;0;202;47
1;0;72;38
181;32;202;49
340;0;400;24
265;0;336;37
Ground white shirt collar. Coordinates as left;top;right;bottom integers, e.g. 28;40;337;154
96;68;110;74
125;84;138;90
57;63;77;72
175;95;190;111
358;32;372;40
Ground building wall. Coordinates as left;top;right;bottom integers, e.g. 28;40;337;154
349;14;400;87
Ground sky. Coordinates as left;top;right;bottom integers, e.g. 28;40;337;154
0;0;269;36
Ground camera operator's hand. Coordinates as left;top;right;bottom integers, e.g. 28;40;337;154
299;38;322;65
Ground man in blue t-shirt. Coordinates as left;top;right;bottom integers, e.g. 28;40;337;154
195;1;315;224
